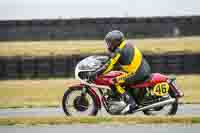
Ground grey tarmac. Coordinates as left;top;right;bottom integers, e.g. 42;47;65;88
0;124;200;133
0;104;200;117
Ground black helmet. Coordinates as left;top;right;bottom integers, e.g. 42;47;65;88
104;30;125;52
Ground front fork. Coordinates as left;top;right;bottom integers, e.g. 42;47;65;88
81;85;102;110
81;86;87;96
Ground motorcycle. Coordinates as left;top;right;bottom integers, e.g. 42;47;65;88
62;56;184;116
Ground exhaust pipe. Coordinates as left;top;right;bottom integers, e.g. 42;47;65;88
133;98;176;113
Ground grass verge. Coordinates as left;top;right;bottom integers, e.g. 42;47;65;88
0;116;200;125
0;75;199;108
1;36;200;57
0;78;79;109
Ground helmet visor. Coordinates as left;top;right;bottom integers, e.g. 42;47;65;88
105;40;114;52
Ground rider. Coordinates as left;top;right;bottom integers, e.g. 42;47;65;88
89;30;151;113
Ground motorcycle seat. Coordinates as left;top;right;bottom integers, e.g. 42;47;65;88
129;73;168;88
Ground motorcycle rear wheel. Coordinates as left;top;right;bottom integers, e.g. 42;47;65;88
143;97;178;116
62;86;99;116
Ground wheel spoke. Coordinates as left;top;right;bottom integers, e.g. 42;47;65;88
62;88;96;116
65;104;74;107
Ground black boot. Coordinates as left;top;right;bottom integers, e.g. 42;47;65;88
121;92;137;114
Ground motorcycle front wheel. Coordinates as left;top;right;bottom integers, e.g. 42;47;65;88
62;86;99;116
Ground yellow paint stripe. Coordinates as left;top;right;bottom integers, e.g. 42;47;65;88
122;46;142;74
103;53;121;74
115;84;126;94
103;41;126;74
118;40;126;49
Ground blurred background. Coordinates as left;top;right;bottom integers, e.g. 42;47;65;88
1;0;200;19
0;0;200;108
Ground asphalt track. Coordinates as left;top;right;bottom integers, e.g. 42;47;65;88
0;124;200;133
0;104;200;117
0;104;200;133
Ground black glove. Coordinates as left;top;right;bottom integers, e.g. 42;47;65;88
111;78;118;84
88;72;97;82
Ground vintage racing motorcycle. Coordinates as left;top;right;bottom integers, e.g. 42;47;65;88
62;56;184;116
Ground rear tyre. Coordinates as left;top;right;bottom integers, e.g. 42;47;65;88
143;97;178;116
62;86;99;116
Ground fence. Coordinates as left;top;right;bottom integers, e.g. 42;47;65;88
0;16;200;41
0;54;200;79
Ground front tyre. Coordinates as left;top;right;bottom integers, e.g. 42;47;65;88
62;86;99;116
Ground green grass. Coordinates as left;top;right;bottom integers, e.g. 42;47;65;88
0;116;200;125
1;36;200;57
175;75;200;104
0;78;79;108
0;75;199;108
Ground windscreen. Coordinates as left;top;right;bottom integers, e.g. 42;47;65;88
77;56;109;71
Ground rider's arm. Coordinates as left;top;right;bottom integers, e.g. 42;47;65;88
93;48;121;76
103;49;121;74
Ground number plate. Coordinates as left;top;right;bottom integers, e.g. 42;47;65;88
153;82;170;96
